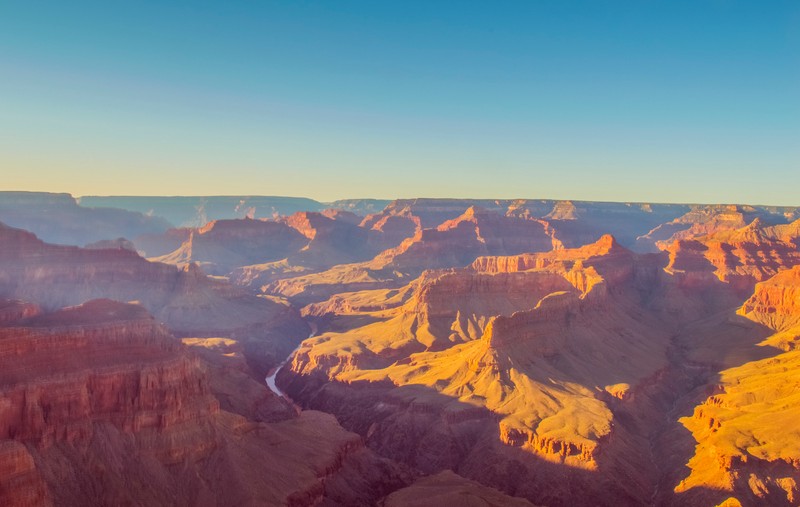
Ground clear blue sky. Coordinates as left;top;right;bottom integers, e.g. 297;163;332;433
1;1;798;204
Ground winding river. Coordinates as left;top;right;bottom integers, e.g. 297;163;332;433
265;323;317;400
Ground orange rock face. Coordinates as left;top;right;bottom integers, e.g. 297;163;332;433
673;266;800;505
279;236;677;505
663;218;800;297
370;206;556;273
739;265;800;338
636;204;799;252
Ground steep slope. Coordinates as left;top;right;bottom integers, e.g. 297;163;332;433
132;227;192;257
738;265;800;349
663;218;800;297
280;211;399;268
360;198;506;231
231;210;414;289
672;268;800;506
0;300;408;506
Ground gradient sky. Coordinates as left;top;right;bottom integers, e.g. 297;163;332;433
1;1;798;204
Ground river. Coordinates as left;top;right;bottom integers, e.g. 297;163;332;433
265;323;317;400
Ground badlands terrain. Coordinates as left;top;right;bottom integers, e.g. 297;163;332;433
1;191;799;506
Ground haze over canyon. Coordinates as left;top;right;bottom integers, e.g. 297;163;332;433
0;191;798;506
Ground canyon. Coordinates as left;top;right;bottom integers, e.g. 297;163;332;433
0;192;799;506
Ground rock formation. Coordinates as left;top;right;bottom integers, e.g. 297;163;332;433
0;221;308;376
0;299;408;506
151;218;308;275
279;236;677;505
637;204;799;252
663;217;800;297
671;269;800;505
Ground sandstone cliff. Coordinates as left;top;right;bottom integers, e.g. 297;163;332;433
663;218;800;297
637;204;799;253
0;299;408;506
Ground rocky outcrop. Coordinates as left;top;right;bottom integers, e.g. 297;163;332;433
320;208;362;225
6;196;800;506
261;202;691;304
0;221;309;376
0;299;409;505
738;265;800;336
531;201;691;250
0;300;218;502
663;219;800;296
281;211;392;266
362;198;692;250
152;218;308;275
192;212;415;288
360;199;501;230
637;205;799;252
0;300;218;456
370;206;554;273
676;348;800;506
480;291;579;352
361;212;419;249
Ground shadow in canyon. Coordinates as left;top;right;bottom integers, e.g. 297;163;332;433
278;303;791;506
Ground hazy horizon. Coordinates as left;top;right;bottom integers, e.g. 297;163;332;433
2;190;800;210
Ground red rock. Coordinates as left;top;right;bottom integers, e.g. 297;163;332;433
371;206;554;273
663;218;800;296
739;265;800;334
637;205;799;252
0;300;409;505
